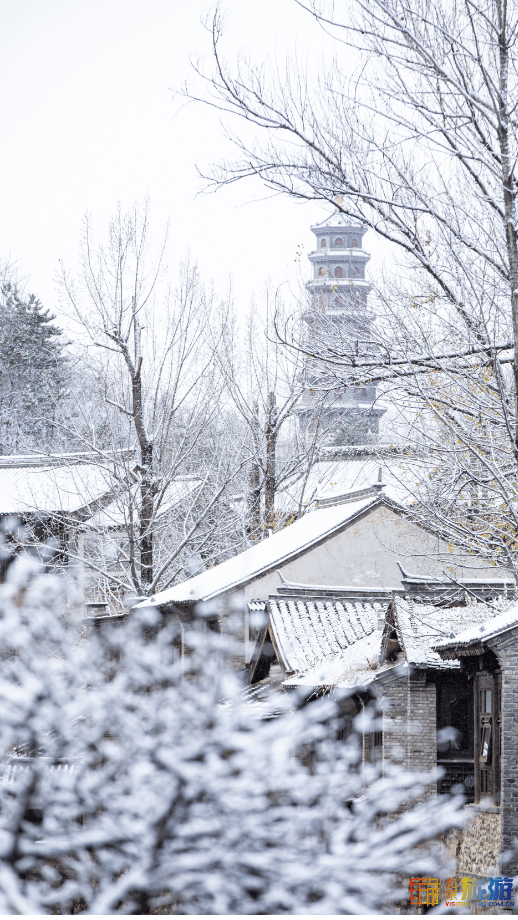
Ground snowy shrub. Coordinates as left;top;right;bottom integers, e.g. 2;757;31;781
0;555;466;914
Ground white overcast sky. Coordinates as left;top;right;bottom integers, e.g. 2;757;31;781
1;0;378;321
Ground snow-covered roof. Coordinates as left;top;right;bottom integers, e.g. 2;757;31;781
240;678;290;720
282;637;383;690
433;602;518;658
308;247;369;258
390;598;499;669
306;278;370;289
83;478;202;530
0;461;114;515
311;212;365;231
0;760;75;787
276;458;421;512
268;593;385;677
139;494;382;608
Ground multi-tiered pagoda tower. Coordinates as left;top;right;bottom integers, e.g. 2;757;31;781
299;211;384;445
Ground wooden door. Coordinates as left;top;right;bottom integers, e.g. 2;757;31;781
474;671;501;804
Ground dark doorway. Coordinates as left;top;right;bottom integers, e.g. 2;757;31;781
436;673;475;801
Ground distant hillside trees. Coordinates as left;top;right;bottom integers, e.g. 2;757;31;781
0;284;68;454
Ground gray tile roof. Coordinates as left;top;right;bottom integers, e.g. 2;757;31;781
268;594;386;675
0;760;75;787
392;598;497;669
275;579;398;604
433;600;518;658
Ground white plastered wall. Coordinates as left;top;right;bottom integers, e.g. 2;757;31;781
226;503;506;664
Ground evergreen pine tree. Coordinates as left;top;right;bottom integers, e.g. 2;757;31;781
0;284;68;454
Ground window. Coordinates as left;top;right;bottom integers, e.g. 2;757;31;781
353;265;360;276
352;238;358;248
320;238;326;248
481;725;492;761
334;237;344;247
318;267;326;277
334;266;343;278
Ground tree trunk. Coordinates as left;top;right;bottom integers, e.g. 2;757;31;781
264;390;277;528
131;347;154;595
496;1;518;455
140;442;154;593
248;461;261;539
247;400;262;539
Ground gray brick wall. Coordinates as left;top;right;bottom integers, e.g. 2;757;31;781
486;632;518;874
216;589;247;669
380;670;437;792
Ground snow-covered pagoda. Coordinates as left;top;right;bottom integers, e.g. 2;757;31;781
298;210;385;445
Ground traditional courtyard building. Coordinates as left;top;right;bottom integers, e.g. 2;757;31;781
434;607;518;878
141;473;516;887
0;452;200;616
273;594;513;884
141;483;511;670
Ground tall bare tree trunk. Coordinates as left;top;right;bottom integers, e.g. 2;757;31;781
496;0;518;454
130;309;154;594
139;442;154;593
248;460;261;537
264;390;277;527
